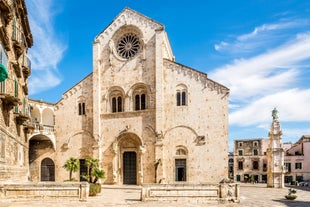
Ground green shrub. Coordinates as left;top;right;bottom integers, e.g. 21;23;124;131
291;181;297;185
89;183;101;196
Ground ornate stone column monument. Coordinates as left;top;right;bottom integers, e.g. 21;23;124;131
267;108;285;188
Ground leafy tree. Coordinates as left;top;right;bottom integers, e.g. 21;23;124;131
63;157;80;181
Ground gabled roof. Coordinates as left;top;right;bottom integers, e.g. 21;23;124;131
95;7;164;40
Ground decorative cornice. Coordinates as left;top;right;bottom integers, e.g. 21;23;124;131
164;59;229;95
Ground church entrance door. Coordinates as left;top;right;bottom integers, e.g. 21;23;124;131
123;151;137;184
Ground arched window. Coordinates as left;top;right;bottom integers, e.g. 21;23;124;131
133;86;147;111
110;88;124;113
135;93;146;110
112;96;123;113
78;102;85;115
176;84;187;106
41;158;55;181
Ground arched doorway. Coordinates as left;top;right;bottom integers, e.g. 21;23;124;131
123;151;137;184
41;158;55;181
112;132;144;185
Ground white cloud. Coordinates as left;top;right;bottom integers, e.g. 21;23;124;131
210;32;310;101
230;89;310;126
26;0;66;94
238;21;304;41
214;18;310;54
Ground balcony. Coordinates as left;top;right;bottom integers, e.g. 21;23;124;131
23;121;35;133
22;84;28;95
0;0;13;26
0;79;21;110
12;26;26;58
22;55;31;78
0;94;20;110
14;107;30;125
33;123;55;135
11;61;21;77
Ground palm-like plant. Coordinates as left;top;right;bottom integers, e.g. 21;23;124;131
63;157;80;181
85;158;99;183
92;168;105;184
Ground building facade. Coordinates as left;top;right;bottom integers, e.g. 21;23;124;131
284;135;310;183
0;0;33;182
27;8;230;185
233;135;309;185
234;138;269;183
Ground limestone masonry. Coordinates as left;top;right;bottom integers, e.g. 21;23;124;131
1;5;230;185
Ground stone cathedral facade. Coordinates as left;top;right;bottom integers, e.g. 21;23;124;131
28;8;230;185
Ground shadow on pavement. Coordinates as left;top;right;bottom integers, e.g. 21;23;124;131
273;199;310;207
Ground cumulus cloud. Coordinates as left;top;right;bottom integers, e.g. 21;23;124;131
26;0;67;94
230;89;310;126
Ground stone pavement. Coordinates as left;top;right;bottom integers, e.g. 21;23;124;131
0;183;309;207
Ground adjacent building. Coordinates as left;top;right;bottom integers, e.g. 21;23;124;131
0;0;33;182
234;138;269;183
284;135;310;183
26;8;230;185
233;135;310;184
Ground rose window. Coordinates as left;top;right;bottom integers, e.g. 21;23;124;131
117;33;140;59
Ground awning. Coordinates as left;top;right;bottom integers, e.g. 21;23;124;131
0;63;8;82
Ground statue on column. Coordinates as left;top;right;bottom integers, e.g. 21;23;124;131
272;108;278;121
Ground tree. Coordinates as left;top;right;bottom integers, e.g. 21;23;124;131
85;157;99;183
92;168;105;184
63;157;80;181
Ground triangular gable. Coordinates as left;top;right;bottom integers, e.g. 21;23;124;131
95;7;164;41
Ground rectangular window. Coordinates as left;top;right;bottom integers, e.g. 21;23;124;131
238;142;243;147
263;163;267;171
253;161;259;170
238;150;243;156
175;159;186;181
253;149;258;156
295;162;302;169
181;91;186;105
285;163;291;172
0;43;8;67
238;161;243;170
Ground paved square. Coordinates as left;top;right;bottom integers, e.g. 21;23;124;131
0;183;309;207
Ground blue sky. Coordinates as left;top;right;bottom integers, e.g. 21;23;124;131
25;0;310;151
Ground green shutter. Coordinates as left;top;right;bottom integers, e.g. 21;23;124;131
14;78;18;97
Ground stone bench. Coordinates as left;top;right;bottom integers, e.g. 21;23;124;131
0;182;89;201
141;183;239;204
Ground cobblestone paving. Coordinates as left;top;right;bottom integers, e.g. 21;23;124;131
0;183;309;207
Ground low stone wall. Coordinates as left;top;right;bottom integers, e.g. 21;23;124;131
141;183;240;204
0;182;89;201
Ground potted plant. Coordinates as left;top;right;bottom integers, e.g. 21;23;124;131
83;158;106;196
285;188;297;200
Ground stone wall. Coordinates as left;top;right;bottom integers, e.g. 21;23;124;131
54;74;95;182
0;182;89;201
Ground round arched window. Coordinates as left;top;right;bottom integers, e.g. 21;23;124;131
117;33;141;59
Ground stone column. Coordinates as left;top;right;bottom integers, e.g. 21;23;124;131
267;108;285;188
